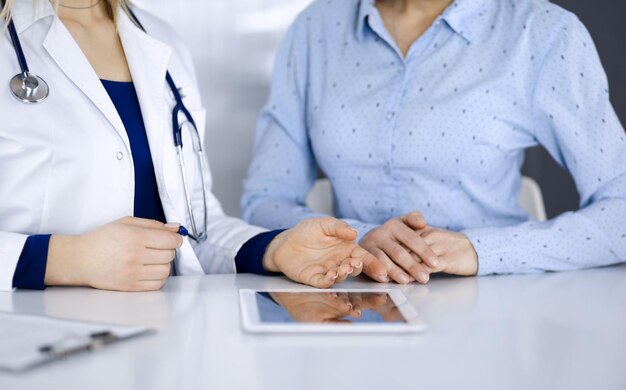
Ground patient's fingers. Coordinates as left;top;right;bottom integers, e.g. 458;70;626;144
394;225;440;268
354;246;389;283
371;248;414;285
401;211;427;230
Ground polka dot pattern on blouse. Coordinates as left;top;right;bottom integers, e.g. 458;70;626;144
242;0;626;275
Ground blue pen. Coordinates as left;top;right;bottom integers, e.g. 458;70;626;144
177;226;190;237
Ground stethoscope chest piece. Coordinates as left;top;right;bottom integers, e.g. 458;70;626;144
10;72;49;104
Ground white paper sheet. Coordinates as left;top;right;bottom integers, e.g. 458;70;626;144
0;312;149;372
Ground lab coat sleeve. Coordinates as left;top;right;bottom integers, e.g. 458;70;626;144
0;232;29;292
190;186;267;275
463;14;626;275
240;14;379;241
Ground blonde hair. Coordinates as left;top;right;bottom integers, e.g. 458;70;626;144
1;0;130;24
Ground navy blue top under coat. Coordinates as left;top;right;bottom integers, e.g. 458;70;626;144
101;79;167;223
13;81;275;289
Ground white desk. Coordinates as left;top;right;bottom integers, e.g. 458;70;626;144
1;265;625;390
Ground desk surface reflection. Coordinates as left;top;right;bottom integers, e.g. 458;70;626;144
1;265;625;390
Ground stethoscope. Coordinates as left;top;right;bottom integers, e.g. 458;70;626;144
2;0;50;103
2;2;208;242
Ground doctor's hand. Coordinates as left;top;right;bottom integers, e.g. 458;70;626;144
262;218;389;288
360;211;440;285
45;217;183;292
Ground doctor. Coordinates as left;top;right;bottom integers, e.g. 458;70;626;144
0;0;389;292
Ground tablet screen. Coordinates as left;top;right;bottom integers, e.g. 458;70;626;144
254;291;406;324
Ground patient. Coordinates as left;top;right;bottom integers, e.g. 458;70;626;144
242;0;626;284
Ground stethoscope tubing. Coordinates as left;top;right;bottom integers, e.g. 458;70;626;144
1;0;30;74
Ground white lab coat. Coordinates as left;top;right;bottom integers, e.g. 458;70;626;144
0;1;265;291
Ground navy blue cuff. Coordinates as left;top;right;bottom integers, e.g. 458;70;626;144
13;235;51;290
235;230;286;276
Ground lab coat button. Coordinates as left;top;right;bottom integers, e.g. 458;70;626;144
116;152;124;161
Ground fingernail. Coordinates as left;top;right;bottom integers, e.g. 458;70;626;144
346;302;353;309
355;262;362;268
332;274;338;280
418;272;429;283
399;275;411;284
431;258;440;268
165;223;180;229
348;267;354;274
378;275;390;283
350;228;359;234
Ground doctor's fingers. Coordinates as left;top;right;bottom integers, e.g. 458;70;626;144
118;217;171;229
334;268;350;284
316;218;359;242
307;271;339;289
140;264;172;281
334;257;363;283
119;217;183;237
141;229;184;250
128;280;167;292
303;262;342;288
142;249;176;265
343;259;363;280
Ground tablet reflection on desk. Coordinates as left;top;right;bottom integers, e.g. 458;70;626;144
257;292;406;324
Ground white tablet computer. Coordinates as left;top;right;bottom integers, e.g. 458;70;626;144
239;289;426;334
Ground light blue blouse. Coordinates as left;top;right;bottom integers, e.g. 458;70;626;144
241;0;626;275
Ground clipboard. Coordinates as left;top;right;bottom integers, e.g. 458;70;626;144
0;311;151;372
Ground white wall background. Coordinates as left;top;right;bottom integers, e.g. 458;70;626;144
133;0;313;217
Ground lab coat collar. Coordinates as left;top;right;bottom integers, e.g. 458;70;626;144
37;5;173;159
42;13;131;151
11;0;55;34
355;0;488;44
